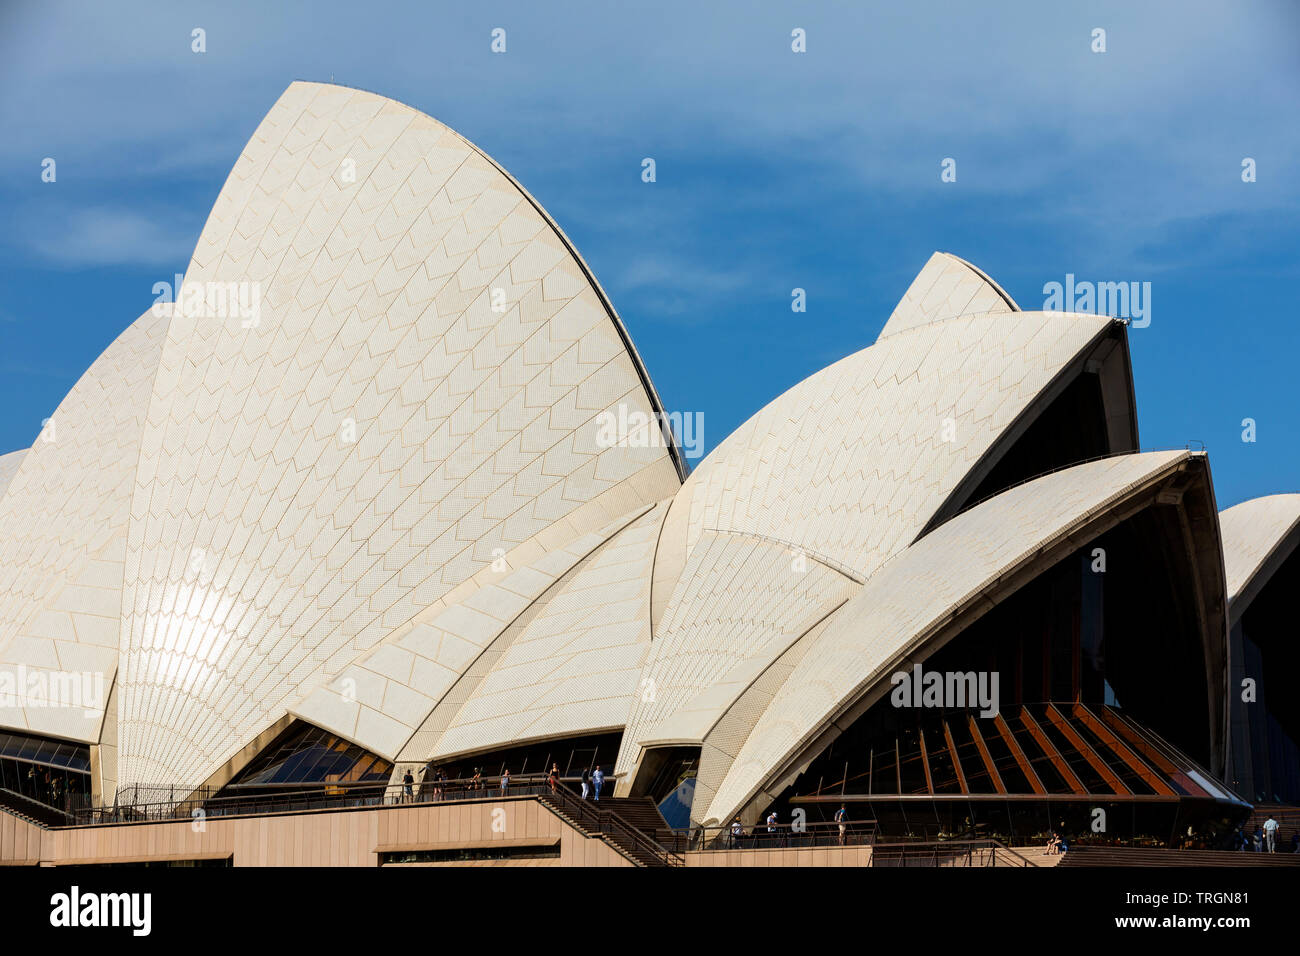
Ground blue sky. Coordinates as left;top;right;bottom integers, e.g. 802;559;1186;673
0;0;1296;508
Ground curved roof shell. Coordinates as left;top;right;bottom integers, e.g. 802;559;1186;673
1219;493;1300;625
0;306;169;743
877;251;1019;339
0;449;26;497
0;82;1270;820
656;310;1119;585
700;450;1218;826
422;500;669;763
612;309;1131;777
391;302;1138;778
288;500;662;763
111;82;682;788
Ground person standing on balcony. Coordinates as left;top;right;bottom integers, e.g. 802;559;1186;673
592;765;605;800
835;804;848;845
433;768;445;801
548;763;560;795
500;768;510;795
402;768;414;804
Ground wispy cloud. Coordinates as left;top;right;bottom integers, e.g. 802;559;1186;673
620;254;754;299
0;0;1295;503
26;206;194;268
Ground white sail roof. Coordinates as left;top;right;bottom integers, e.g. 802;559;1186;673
106;82;681;788
702;450;1198;826
0;306;169;742
877;251;1018;339
1219;493;1300;619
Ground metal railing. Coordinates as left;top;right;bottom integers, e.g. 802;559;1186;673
68;774;582;826
539;785;683;867
870;838;1038;867
63;773;629;824
0;786;75;827
61;772;687;865
653;819;879;853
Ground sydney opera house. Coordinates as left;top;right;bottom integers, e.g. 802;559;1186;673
1;82;1297;867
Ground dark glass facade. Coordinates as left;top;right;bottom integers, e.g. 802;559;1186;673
0;730;91;817
766;507;1240;846
223;721;392;794
785;703;1245;845
380;844;562;864
1228;545;1300;804
959;371;1113;516
907;510;1212;763
629;745;700;830
421;731;622;791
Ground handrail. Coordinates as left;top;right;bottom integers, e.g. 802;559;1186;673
55;772;684;871
653;819;879;853
869;837;1038;867
0;786;75;826
540;786;682;866
67;774;570;827
57;777;687;866
986;838;1039;867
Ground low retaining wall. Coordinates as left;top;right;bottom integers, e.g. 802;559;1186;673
1;796;633;867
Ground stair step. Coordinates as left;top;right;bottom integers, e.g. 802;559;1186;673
1059;846;1300;867
536;791;678;866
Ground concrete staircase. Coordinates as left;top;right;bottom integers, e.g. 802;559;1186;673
0;797;49;830
1058;845;1300;867
537;790;680;867
870;840;1040;867
1240;804;1300;850
0;788;63;828
1013;846;1064;867
589;796;670;835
